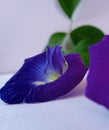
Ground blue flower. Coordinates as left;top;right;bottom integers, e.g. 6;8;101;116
0;46;87;104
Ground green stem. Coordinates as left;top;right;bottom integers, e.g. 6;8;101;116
61;18;74;53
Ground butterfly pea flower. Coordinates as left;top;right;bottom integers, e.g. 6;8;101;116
0;46;87;104
85;35;109;109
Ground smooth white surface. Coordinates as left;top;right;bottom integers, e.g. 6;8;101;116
1;0;109;73
0;74;109;130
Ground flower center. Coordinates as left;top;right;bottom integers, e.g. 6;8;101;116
34;63;67;86
34;74;60;85
48;73;61;82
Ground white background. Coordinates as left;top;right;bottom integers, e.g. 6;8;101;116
0;1;109;129
0;0;109;73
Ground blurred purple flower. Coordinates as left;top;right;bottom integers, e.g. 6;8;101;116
0;46;87;104
85;35;109;109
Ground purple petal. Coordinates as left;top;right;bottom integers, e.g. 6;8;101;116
24;54;87;103
0;46;66;104
0;82;35;104
0;52;48;104
0;46;87;104
85;35;109;109
45;46;67;76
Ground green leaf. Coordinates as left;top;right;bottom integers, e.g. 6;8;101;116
47;32;66;47
58;0;80;18
70;25;104;45
70;25;104;66
72;40;91;66
47;32;74;54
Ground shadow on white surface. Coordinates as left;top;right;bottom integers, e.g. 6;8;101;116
58;79;86;100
